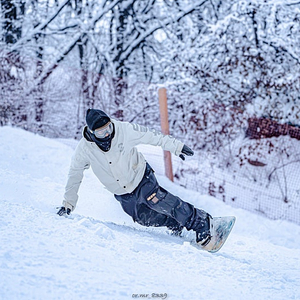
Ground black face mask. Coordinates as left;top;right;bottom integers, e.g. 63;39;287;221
90;124;115;152
92;135;112;152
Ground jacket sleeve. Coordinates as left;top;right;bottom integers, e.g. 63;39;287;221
125;122;184;155
63;140;90;211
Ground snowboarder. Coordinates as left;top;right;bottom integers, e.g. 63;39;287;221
57;109;217;251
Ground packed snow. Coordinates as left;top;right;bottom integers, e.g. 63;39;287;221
0;126;300;300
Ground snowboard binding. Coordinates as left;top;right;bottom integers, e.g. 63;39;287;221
197;216;236;253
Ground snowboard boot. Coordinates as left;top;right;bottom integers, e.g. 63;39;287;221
196;215;215;251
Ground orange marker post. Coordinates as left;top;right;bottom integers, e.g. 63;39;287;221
158;87;174;182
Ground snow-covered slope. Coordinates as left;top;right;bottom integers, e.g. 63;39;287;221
0;126;299;300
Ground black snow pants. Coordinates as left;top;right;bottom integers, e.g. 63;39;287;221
114;163;210;233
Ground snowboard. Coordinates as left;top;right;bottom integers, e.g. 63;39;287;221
66;212;235;253
197;216;236;253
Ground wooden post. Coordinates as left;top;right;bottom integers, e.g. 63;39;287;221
158;87;174;182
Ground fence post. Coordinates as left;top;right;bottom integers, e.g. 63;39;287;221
158;87;174;182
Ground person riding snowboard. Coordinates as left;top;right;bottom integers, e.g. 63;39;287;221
57;108;215;250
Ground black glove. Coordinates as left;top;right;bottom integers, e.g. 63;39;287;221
179;144;194;161
57;206;71;216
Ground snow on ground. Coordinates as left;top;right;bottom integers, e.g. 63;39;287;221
0;126;300;300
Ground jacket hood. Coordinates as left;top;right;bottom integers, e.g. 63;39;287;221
83;126;93;142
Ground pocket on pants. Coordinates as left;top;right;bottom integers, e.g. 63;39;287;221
146;186;167;205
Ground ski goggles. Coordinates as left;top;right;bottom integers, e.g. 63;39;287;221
89;122;113;139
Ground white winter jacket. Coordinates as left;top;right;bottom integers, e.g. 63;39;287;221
63;120;184;210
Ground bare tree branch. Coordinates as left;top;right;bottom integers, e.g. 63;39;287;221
11;0;73;52
116;0;209;68
25;0;122;94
